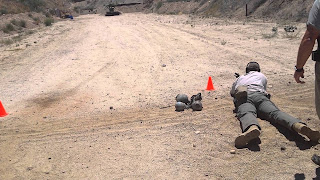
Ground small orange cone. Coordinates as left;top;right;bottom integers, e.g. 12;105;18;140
206;76;215;91
0;101;8;117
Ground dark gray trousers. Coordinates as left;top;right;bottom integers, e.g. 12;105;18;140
236;92;301;133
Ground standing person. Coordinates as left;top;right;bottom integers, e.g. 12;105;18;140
296;0;320;166
231;62;320;148
294;0;320;119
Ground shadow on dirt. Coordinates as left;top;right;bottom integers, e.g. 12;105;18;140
272;123;315;150
247;138;261;151
293;163;320;179
28;89;77;109
297;168;320;180
294;173;305;180
314;168;320;180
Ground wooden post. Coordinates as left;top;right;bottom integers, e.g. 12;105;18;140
246;4;248;16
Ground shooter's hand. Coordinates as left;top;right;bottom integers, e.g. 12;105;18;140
294;70;305;84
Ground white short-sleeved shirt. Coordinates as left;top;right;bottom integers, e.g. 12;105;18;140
308;0;320;30
231;71;267;95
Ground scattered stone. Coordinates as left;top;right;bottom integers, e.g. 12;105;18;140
162;64;166;67
195;131;200;134
281;146;286;151
193;144;196;147
230;150;236;154
48;157;51;160
307;118;311;121
110;106;113;110
272;27;278;32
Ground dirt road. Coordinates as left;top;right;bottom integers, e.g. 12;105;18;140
1;13;320;179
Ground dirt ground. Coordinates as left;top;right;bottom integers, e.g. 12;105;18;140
1;13;320;179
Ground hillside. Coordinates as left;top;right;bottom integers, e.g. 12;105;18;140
144;0;315;23
0;0;73;14
0;0;316;23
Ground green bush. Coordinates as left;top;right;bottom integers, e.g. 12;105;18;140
12;35;22;42
44;12;51;17
44;18;54;26
10;19;17;25
0;39;14;45
33;17;40;21
199;0;207;6
73;6;81;12
32;17;41;25
19;0;46;12
0;35;24;46
0;7;8;15
2;28;9;34
18;20;26;28
6;24;14;31
26;30;34;35
156;2;163;10
2;23;15;33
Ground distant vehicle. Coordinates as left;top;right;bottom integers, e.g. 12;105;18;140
105;4;121;16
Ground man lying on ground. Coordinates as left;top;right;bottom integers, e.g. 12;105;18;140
230;62;320;148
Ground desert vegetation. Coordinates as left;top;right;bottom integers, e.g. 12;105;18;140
44;17;54;26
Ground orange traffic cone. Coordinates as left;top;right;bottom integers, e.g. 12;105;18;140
206;76;215;91
0;101;8;117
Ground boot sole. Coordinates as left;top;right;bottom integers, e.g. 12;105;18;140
235;128;260;148
301;126;320;142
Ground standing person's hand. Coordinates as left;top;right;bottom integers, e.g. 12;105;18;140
294;69;305;83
